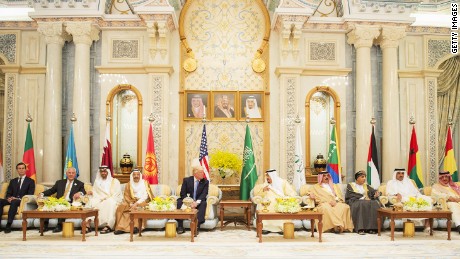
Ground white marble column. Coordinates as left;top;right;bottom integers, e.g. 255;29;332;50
66;22;100;183
37;22;68;184
379;26;406;177
347;25;380;171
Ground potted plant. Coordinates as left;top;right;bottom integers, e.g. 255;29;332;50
209;150;243;179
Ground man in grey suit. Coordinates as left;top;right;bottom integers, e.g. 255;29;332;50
41;167;86;233
0;162;35;233
176;164;209;234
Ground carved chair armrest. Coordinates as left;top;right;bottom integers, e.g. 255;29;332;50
19;195;38;214
378;196;389;207
293;196;302;204
205;195;220;220
301;196;316;208
82;196;90;204
437;197;448;210
389;195;398;205
251;195;263;205
206;195;219;205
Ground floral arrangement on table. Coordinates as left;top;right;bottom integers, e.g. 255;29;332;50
274;197;301;213
403;197;432;211
42;197;71;212
147;197;176;212
209;150;243;179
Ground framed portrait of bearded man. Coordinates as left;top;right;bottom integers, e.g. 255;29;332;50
211;91;237;121
184;91;210;120
239;91;264;121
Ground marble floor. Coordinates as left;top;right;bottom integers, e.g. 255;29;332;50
0;226;459;258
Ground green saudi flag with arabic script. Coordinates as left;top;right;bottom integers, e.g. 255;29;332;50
239;125;258;200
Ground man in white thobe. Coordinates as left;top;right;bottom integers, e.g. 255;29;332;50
87;166;122;234
386;168;431;230
253;169;298;234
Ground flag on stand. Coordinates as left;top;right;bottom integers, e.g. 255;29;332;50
408;126;424;188
240;125;258;200
143;124;158;184
64;125;79;178
326;124;342;183
0;148;4;183
367;125;380;189
101;123;113;176
444;126;458;182
199;124;210;181
293;125;306;193
23;122;37;182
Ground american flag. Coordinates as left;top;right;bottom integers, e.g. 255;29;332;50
199;124;210;181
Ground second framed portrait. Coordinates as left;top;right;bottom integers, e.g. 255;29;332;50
239;91;264;121
184;91;210;120
211;91;238;121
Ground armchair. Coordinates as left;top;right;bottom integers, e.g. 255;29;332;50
424;182;460;229
250;183;303;229
173;183;222;230
0;182;45;229
378;183;436;229
35;183;94;228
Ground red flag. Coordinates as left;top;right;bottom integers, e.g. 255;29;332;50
143;124;158;184
23;123;36;182
408;126;424;188
101;123;113;176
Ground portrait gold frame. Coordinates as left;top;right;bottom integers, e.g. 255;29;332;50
184;90;211;121
238;91;264;122
211;91;238;121
106;84;143;168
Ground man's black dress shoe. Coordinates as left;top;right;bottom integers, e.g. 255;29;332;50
114;230;124;235
52;226;62;233
456;225;460;234
177;227;185;234
261;230;270;235
4;227;12;233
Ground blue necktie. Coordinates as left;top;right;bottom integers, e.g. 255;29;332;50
193;180;198;200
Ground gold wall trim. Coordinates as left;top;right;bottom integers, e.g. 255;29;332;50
305;86;341;175
20;66;46;74
106;84;143;168
398;69;443;78
275;67;352;77
0;65;20;73
96;65;174;75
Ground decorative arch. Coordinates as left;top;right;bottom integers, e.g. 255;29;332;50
106;84;143;167
305;86;341;173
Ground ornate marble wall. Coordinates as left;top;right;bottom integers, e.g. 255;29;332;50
181;0;269;183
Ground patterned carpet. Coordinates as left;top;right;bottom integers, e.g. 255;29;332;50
0;226;459;258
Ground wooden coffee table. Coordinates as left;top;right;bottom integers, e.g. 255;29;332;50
129;209;198;242
22;209;99;242
377;208;452;241
256;210;323;243
220;200;252;231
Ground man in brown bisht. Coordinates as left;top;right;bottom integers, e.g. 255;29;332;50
309;171;353;234
114;169;154;235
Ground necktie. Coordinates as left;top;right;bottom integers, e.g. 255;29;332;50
19;177;24;190
63;181;72;200
16;177;22;194
193;180;198;200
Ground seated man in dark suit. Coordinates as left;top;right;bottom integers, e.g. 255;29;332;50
176;162;209;234
0;162;35;233
40;167;86;233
